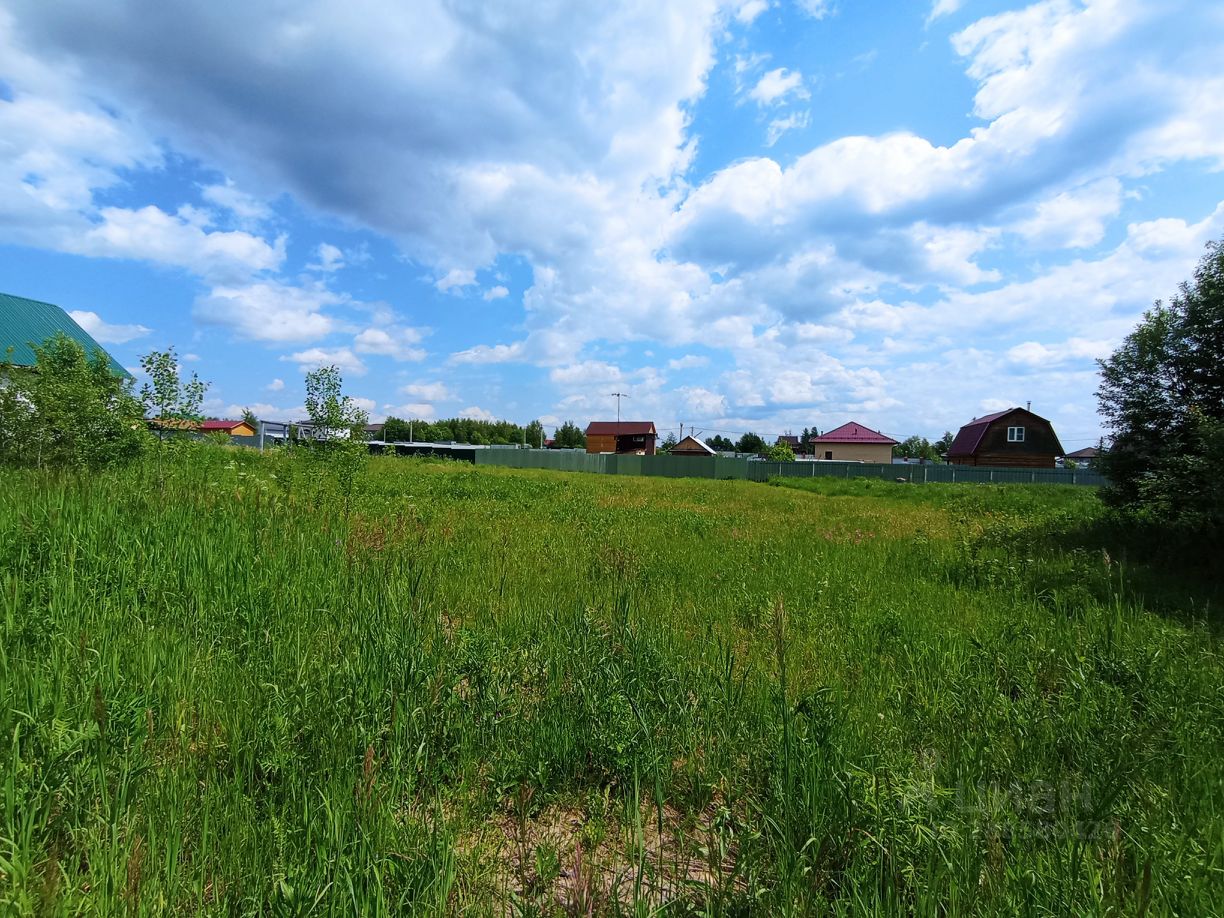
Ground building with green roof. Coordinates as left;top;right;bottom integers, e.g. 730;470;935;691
0;292;132;379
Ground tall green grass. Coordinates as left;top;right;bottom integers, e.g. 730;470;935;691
2;448;1221;914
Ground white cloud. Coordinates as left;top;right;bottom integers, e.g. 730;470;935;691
459;405;497;421
311;243;345;272
436;268;476;293
450;341;526;364
201;179;271;223
668;354;709;369
748;67;808;106
1012;178;1123;249
68;309;151;344
735;0;769;25
795;0;833;20
766;110;809;146
926;0;964;25
195;282;341;342
482;285;509;301
267;378;285;391
400;381;453;401
281;346;368;376
353;326;427;361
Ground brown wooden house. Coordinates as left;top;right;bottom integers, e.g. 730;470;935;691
670;434;716;457
585;421;657;455
947;407;1063;468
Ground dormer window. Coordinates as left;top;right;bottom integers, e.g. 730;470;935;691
1007;426;1026;442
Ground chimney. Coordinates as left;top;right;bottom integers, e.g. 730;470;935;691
1026;400;1031;412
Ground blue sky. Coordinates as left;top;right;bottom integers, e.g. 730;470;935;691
3;0;1223;451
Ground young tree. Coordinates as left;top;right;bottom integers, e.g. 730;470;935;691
242;406;259;428
0;333;146;469
1097;238;1224;538
140;346;208;441
303;365;369;520
765;442;795;462
660;431;679;452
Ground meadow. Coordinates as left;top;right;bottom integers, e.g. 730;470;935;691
1;447;1221;915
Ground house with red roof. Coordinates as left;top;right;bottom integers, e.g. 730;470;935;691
946;407;1063;468
809;422;898;463
584;420;657;455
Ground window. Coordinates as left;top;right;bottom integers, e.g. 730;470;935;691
1007;426;1026;442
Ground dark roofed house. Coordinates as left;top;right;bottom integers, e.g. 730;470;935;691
670;434;716;457
947;407;1064;468
1;291;131;378
809;421;897;463
1063;446;1099;467
585;421;657;455
775;434;803;454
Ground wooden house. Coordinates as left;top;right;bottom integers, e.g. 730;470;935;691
947;408;1063;468
670;434;716;457
585;421;657;455
200;419;257;437
809;422;897;463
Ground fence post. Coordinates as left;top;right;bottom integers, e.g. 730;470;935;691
1030;470;1036;484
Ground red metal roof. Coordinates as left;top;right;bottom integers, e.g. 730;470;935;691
810;421;897;445
946;407;1056;457
585;421;656;436
200;419;249;431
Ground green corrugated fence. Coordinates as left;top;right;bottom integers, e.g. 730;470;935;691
471;450;1106;486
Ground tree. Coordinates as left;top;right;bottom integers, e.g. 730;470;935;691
1097;238;1224;538
141;346;207;440
303;365;369;520
660;431;679;452
706;434;734;452
935;430;955;456
0;332;146;469
242;406;259;428
525;419;545;448
894;435;937;461
382;416;413;442
765;442;795;462
736;432;766;454
554;420;586;449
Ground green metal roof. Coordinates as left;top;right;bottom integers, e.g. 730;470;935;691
0;291;132;379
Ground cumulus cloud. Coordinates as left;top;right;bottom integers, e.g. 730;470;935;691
353;326;427;361
68;309;151;344
266;378;285;391
459;406;497;421
195;282;341;342
748;67;808;106
71;205;285;282
483;285;509;301
281;346;368;376
926;0;964;25
310;243;345;272
400;381;453;401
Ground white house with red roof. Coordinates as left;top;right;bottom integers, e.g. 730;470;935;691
808;421;898;463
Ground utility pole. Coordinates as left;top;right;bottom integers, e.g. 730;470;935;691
610;392;629;448
409;418;413;442
679;422;684;441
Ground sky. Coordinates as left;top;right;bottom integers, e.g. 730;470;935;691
2;0;1223;451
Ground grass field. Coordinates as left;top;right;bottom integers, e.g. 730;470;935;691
2;448;1221;914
